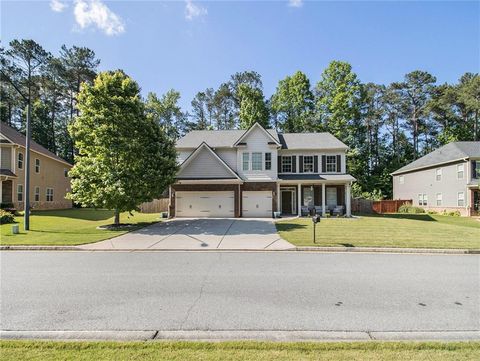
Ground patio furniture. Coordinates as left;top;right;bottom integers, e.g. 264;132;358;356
332;205;345;216
314;206;323;215
301;206;309;216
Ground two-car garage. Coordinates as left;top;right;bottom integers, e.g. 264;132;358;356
175;190;273;218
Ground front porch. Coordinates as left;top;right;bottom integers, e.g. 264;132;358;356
277;182;352;217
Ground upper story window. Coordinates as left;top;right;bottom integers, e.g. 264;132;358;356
457;164;464;179
252;152;262;171
17;152;23;169
281;156;292;173
399;175;404;184
242;153;249;171
435;168;442;181
35;158;40;173
265;153;272;171
326;155;337;173
303;156;314;173
473;160;480;179
46;188;54;202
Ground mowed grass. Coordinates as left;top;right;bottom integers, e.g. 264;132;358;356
1;341;479;361
276;213;480;249
0;208;160;246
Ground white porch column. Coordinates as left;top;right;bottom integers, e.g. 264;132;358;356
276;182;280;215
297;184;302;216
345;183;352;217
321;183;326;217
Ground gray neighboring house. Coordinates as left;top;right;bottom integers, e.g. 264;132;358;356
392;142;480;216
169;123;356;218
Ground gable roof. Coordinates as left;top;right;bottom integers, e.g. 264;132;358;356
178;142;241;180
392;142;480;175
233;123;281;147
278;133;348;150
0;122;72;166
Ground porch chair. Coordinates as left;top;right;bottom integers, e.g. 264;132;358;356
301;206;309;217
332;205;345;216
314;206;323;215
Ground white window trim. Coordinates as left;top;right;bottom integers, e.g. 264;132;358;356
251;152;263;171
436;193;442;206
242;152;249;171
34;186;40;202
303;156;314;173
265;152;272;171
457;191;465;207
35;158;40;173
326;155;337;173
281;156;293;173
17;184;23;202
457;164;464;180
435;168;442;181
399;175;404;185
17;152;23;169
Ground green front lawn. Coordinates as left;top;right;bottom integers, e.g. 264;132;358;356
1;341;479;361
276;214;480;249
0;208;160;246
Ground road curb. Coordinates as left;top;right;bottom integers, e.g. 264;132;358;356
1;245;479;254
1;330;479;341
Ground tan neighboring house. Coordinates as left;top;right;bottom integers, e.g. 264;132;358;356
0;122;72;210
170;123;356;218
392;142;480;216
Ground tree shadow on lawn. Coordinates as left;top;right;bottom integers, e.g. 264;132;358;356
31;208;115;221
275;222;308;232
362;213;437;222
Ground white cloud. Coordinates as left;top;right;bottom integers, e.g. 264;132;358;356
50;0;67;13
185;0;207;21
74;0;125;36
288;0;303;7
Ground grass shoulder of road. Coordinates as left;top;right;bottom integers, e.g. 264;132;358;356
276;213;480;249
0;208;160;246
1;340;479;361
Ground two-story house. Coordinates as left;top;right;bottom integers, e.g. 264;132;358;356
392;141;480;216
169;123;355;218
0;122;72;210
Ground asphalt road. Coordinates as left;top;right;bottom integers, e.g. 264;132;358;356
1;251;479;332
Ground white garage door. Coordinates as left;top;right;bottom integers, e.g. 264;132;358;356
176;191;235;217
242;191;272;218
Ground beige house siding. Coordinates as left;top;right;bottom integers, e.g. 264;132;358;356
10;147;72;210
393;160;470;214
0;146;12;169
178;147;235;179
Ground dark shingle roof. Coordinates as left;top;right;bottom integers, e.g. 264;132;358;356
392;142;480;175
0;122;72;165
0;169;17;177
176;128;348;150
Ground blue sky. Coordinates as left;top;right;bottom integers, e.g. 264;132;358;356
2;1;479;110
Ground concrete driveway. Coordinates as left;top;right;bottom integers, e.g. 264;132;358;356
79;218;294;251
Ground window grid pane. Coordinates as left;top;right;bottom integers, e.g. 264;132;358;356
252;153;262;171
303;156;314;173
265;153;271;170
282;156;292;173
242;153;249;171
326;155;337;172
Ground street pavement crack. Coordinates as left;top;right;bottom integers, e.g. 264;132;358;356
216;219;236;249
147;220;200;249
179;253;221;329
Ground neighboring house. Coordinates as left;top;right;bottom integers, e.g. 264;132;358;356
0;123;72;210
392;142;480;216
170;123;355;218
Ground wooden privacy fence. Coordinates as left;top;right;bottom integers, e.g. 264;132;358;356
139;198;169;213
351;198;373;213
372;199;411;214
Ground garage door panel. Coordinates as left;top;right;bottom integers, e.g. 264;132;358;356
176;191;235;217
242;191;272;218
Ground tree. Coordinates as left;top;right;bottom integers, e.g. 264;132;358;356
190;90;213;130
145;90;187;139
270;71;314;132
315;61;362;143
68;70;178;225
237;84;269;129
392;70;436;158
212;83;236;130
457;73;480;141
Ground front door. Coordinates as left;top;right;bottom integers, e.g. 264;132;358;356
326;187;337;208
281;191;293;214
474;190;480;213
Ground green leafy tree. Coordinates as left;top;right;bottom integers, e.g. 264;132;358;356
270;71;314;132
69;70;178;225
237;84;269;129
145;90;187;139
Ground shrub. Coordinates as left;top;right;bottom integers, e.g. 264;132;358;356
398;203;425;214
0;209;15;224
427;210;438;215
448;211;461;217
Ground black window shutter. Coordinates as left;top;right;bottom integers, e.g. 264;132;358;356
336;155;341;172
292;156;297;173
278;156;282;172
321;155;326;173
473;161;477;179
314;156;318;173
299;156;304;173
